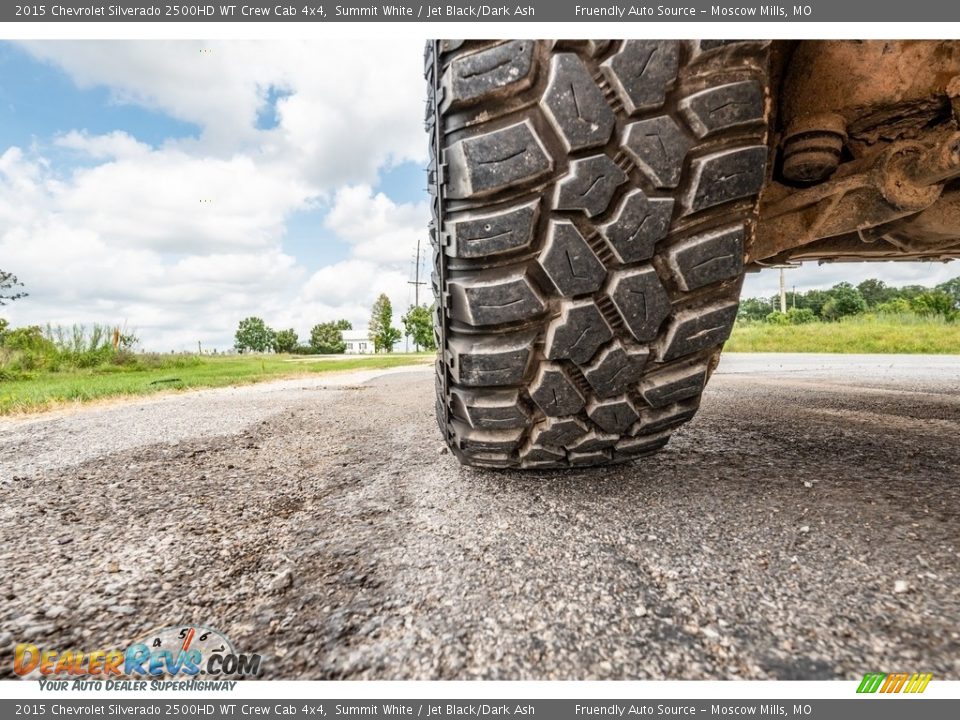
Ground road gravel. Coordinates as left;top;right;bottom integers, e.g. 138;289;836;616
1;354;958;680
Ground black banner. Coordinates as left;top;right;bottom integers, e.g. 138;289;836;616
4;1;960;23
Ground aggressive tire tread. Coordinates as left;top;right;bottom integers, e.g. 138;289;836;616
428;40;770;469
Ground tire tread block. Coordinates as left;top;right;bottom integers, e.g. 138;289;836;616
658;301;739;361
607;267;672;343
623;115;693;189
539;221;607;296
446;120;553;199
602;40;680;115
639;362;709;408
600;189;674;264
666;225;745;291
448;332;535;387
582;341;650;398
452;420;524;454
451;387;529;429
615;430;672;458
541;53;616;151
529;363;586;416
530;416;589;448
448;271;545;326
545;301;614;365
679;81;764;138
587;395;641;434
568;430;618;453
555;155;628;217
631;398;700;436
569;449;613;467
684;146;767;214
443;40;536;108
447;200;540;258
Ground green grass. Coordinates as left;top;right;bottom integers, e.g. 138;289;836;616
726;314;960;354
0;353;431;415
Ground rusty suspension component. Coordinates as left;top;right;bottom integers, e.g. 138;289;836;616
749;132;960;263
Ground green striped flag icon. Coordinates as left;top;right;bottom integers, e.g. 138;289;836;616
857;673;887;693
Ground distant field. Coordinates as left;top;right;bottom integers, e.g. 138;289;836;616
0;353;431;415
727;315;960;354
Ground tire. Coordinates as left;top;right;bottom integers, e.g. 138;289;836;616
426;40;770;469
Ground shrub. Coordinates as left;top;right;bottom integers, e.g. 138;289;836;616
765;311;790;325
271;328;299;354
4;325;54;353
786;307;817;324
310;322;347;354
910;291;955;317
875;297;912;315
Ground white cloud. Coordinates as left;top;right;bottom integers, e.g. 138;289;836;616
18;39;428;186
324;184;429;263
55;130;150;160
55;149;312;252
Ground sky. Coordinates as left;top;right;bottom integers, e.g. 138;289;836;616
0;39;429;351
0;40;956;351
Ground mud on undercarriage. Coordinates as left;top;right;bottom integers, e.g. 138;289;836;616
754;40;960;267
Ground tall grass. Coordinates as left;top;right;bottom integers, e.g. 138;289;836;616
727;312;960;354
0;323;143;378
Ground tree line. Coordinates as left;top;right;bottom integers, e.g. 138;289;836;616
234;293;436;354
738;276;960;325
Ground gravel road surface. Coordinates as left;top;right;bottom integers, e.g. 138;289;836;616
1;354;958;680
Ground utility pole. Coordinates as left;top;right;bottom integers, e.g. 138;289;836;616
408;239;428;352
408;239;427;307
780;267;787;313
771;265;795;314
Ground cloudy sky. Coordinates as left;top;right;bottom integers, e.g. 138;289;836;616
0;39;428;351
0;40;956;350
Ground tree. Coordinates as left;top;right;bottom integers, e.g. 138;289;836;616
402;304;436;351
272;328;299;354
235;316;274;353
0;270;26;305
936;277;960;310
309;321;348;354
369;294;402;353
737;297;773;322
800;288;830;318
857;278;893;308
821;282;867;320
897;284;929;301
911;291;955;316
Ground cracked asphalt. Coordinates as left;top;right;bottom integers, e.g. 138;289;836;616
1;354;958;679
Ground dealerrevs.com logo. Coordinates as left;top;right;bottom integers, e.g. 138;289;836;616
14;625;262;691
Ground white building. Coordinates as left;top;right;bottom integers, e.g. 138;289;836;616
342;330;373;354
